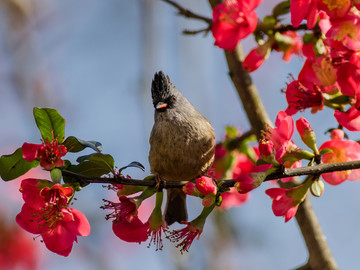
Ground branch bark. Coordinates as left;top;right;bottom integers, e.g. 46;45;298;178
63;159;360;188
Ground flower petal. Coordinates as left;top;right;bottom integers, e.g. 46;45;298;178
64;208;91;237
41;225;76;257
22;143;42;162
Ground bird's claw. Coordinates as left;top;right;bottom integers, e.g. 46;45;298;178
155;175;167;191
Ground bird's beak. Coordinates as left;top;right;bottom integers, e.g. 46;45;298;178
156;102;168;110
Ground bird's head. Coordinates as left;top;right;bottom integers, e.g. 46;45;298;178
151;71;180;112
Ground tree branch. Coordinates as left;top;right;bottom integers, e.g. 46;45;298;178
63;159;360;189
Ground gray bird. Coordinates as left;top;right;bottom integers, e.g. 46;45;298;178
149;71;215;225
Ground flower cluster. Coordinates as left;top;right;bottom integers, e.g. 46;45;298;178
283;2;360;131
261;111;360;222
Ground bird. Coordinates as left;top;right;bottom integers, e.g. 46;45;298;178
148;71;215;225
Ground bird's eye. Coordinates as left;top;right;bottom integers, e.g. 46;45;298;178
172;96;176;101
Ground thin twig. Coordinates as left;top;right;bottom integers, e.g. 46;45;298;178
161;0;213;25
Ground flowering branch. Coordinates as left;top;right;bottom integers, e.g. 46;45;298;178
62;159;360;188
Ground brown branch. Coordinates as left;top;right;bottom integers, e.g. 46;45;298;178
63;160;360;189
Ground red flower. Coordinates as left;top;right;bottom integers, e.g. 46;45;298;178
299;57;337;89
336;62;360;107
284;79;324;115
16;179;90;256
266;179;310;222
290;0;319;29
22;134;67;170
102;195;138;222
147;222;167;251
102;193;155;244
326;12;360;51
319;137;360;184
211;0;262;51
334;107;360;131
146;192;168;250
169;221;202;254
263;111;300;163
169;204;215;253
266;188;299;222
318;0;351;18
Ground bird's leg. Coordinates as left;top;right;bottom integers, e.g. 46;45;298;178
155;174;167;191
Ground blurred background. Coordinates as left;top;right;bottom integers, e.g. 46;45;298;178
0;0;359;269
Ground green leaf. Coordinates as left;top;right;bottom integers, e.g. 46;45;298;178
33;107;65;142
303;33;315;44
119;161;145;173
0;148;39;181
319;148;333;155
63;136;102;153
272;1;290;17
68;153;114;177
256;158;270;166
225;126;238;139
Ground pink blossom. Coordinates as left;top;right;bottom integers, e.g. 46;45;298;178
266;188;299;222
319;138;360;184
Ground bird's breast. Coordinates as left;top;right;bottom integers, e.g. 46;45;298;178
149;115;215;182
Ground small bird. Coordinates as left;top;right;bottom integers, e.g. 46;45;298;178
149;71;215;225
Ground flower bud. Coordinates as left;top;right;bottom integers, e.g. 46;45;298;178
182;183;201;197
310;179;325;197
296;117;318;154
330;129;344;140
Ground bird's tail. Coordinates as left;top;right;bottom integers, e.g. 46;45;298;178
165;188;187;225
